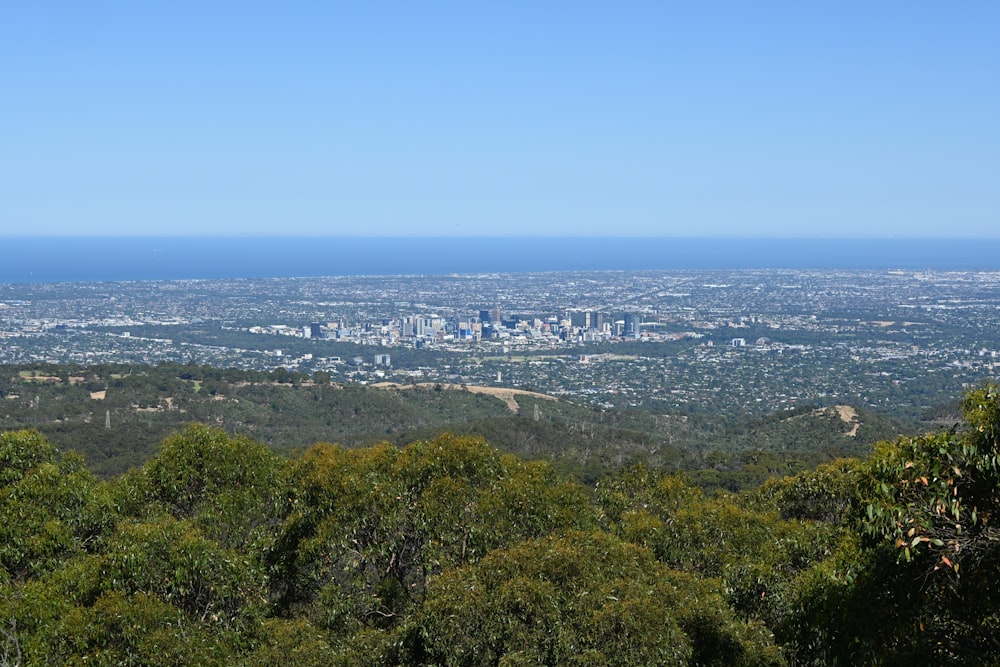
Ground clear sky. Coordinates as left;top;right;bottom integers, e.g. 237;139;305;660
1;2;997;238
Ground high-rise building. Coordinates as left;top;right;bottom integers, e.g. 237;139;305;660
570;310;605;330
624;313;640;338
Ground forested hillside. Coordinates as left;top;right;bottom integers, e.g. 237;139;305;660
2;385;1000;664
1;363;915;487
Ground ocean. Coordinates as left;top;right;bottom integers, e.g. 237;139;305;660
1;237;998;283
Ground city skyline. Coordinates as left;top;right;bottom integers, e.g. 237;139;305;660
2;3;998;239
3;267;998;421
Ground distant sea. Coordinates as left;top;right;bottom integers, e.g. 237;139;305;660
2;237;999;284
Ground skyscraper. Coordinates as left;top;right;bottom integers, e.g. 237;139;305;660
624;313;640;338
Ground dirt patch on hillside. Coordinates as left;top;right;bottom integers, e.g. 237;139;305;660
458;385;558;412
372;382;557;413
834;405;860;436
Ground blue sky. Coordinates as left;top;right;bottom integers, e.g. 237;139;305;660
1;2;997;238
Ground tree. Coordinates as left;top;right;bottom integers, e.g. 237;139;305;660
269;434;596;637
598;464;838;628
408;530;783;666
40;590;237;666
0;431;114;581
134;424;284;550
853;383;1000;661
781;384;1000;664
0;588;22;667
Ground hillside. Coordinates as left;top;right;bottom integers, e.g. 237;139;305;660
2;384;1000;664
0;363;920;485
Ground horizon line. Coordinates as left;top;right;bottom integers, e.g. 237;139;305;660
3;234;1000;241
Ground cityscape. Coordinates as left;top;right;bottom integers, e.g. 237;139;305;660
3;268;999;421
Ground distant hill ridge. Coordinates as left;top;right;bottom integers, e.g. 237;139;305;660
1;362;918;488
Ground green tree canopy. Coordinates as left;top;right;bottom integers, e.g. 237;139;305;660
408;530;783;666
270;433;596;637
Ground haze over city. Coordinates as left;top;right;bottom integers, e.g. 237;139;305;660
3;2;997;239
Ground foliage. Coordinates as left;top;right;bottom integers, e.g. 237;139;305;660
250;618;336;667
765;383;1000;665
0;431;114;580
42;591;238;666
97;517;268;631
270;433;596;635
2;383;1000;664
0;430;57;487
824;382;1000;663
137;424;284;549
863;385;1000;569
409;530;783;666
1;362;913;485
597;465;840;629
754;457;865;524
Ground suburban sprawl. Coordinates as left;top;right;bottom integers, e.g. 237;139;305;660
2;268;999;421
